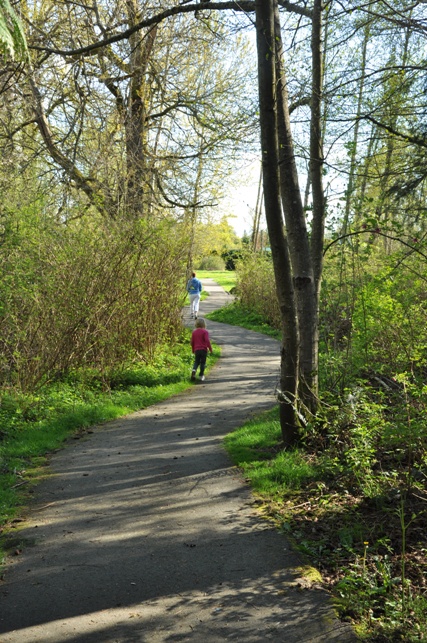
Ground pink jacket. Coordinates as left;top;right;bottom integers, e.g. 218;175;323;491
191;328;212;353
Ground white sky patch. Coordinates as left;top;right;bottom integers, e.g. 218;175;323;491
221;158;263;237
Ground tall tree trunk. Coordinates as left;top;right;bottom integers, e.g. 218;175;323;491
307;0;325;409
274;2;318;414
255;0;299;445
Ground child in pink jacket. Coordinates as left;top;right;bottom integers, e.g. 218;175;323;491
191;318;213;382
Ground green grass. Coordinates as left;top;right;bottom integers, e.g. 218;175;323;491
207;302;281;340
0;335;220;538
196;270;237;292
224;407;316;496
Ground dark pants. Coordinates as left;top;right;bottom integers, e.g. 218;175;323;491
193;349;207;376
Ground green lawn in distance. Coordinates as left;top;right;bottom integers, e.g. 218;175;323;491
197;270;236;292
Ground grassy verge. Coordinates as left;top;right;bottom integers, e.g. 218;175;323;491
0;334;220;552
207;302;281;340
212;290;427;640
224;407;317;495
225;395;427;642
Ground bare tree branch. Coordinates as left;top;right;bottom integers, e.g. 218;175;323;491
29;1;312;58
362;114;427;150
27;69;112;216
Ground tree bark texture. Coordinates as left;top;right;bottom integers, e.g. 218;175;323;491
255;0;299;445
309;0;325;293
303;0;324;409
273;3;319;414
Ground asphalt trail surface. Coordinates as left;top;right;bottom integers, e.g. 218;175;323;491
0;280;356;642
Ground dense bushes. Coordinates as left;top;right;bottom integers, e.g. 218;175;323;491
236;252;281;329
221;249;243;271
320;243;427;390
197;254;225;271
235;245;427;391
0;214;187;390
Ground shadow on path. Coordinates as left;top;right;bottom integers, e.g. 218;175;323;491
0;280;356;642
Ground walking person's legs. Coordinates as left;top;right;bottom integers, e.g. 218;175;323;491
189;294;197;317
192;350;207;381
198;350;207;380
191;351;202;380
193;293;201;318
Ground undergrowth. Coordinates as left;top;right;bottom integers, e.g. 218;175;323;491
224;382;427;642
217;295;427;641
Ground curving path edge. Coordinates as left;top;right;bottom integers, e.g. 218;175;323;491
0;280;356;642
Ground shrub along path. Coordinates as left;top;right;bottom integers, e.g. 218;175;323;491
0;280;356;642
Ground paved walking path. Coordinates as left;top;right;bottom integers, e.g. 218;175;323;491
0;280;356;642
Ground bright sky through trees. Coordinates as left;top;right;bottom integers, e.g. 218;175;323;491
222;159;261;237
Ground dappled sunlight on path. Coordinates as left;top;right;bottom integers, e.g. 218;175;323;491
0;280;356;642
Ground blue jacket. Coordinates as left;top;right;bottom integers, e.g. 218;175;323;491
187;277;202;294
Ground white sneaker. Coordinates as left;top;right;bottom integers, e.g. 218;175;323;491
200;375;205;382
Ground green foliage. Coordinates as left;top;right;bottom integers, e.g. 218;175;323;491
351;268;427;375
221;249;243;271
197;255;226;271
0;212;187;390
320;239;427;390
192;217;242;264
335;547;427;642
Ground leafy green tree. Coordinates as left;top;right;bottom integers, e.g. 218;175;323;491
18;0;256;221
192;217;241;262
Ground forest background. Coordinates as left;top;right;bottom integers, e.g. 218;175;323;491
1;0;427;641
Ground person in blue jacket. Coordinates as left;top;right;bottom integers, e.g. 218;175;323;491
187;271;202;319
